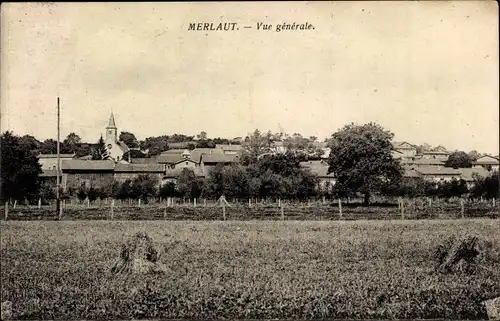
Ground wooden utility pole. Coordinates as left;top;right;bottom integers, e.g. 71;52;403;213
56;96;61;219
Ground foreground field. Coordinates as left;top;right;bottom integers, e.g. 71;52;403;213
1;219;499;319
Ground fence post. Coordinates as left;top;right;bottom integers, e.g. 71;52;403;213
400;198;405;219
338;199;342;219
204;199;206;207
110;199;114;219
249;198;251;208
87;198;90;208
493;198;496;207
194;198;197;207
278;198;281;208
58;201;63;220
322;196;326;204
38;198;42;209
460;199;464;219
13;200;17;209
4;203;8;220
138;198;141;207
222;204;226;221
163;201;167;219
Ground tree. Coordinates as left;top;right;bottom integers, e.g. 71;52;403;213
140;136;169;156
1;131;43;201
326;123;403;204
39;139;57;154
176;168;198;198
119;132;139;148
445;151;472;168
468;150;481;161
470;170;499;199
63;132;81;154
91;135;107;160
197;131;208;141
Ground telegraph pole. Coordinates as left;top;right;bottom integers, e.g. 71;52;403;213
56;96;60;218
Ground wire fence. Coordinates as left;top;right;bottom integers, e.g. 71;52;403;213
2;196;499;221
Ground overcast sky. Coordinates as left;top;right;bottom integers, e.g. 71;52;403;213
1;2;498;154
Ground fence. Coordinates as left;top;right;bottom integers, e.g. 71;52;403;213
2;196;499;221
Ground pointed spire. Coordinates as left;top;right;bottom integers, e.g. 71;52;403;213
107;111;116;128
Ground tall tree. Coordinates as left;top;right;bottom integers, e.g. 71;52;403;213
119;131;139;148
63;132;82;154
91;135;107;160
197;131;208;141
1;131;42;201
326;123;403;204
445;151;472;168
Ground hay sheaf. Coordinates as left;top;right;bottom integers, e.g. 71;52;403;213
111;232;167;275
434;235;481;274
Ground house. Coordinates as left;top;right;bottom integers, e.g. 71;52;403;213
413;166;461;182
401;158;445;169
38;153;75;170
391;149;404;160
62;160;115;191
321;147;331;159
472;155;499;171
190;148;224;164
420;150;450;161
392;141;417;159
457;167;489;189
271;141;287;154
162;167;205;184
215;144;243;155
200;153;239;176
104;112;130;162
113;163;164;187
300;160;336;192
157;151;200;171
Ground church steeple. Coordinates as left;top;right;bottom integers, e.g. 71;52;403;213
107;112;117;129
105;112;117;144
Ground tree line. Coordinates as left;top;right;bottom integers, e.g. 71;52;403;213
1;124;498;204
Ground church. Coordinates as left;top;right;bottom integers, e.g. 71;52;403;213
104;112;130;163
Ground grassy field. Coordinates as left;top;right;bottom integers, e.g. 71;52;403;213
1;219;499;319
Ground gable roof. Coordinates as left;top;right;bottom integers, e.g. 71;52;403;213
201;153;239;164
62;160;115;171
392;141;417;149
414;167;461;176
116;141;129;153
114;163;164;173
157;154;186;164
402;158;445;166
457;167;489;182
473;155;500;165
190;148;224;163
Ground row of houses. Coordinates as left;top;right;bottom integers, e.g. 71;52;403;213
37;113;499;192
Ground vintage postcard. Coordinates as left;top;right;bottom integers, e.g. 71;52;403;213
1;2;499;320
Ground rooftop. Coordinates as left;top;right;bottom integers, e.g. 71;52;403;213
201;153;239;164
38;154;75;159
114;163;164;173
62;160;115;171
